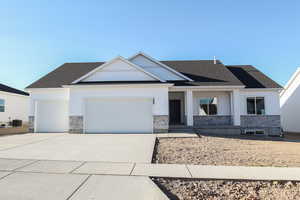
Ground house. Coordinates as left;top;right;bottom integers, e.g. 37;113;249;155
26;52;282;135
280;68;300;133
0;83;29;125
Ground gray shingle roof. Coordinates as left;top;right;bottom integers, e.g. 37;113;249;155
161;60;244;86
0;84;29;96
27;62;103;88
226;65;282;88
26;60;281;89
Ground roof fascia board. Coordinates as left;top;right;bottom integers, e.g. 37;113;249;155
169;85;245;92
72;56;165;84
62;83;174;88
240;88;283;92
171;85;245;89
25;88;68;93
0;91;29;98
128;52;194;82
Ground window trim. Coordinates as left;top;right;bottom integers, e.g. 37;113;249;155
0;99;5;113
246;96;266;115
199;97;218;116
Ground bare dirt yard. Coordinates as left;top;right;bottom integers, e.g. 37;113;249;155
153;134;300;167
153;178;300;200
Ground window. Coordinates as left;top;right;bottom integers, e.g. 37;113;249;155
199;97;217;115
244;129;265;135
247;97;265;115
0;99;4;112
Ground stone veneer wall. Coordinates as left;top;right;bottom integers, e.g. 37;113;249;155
153;115;169;133
240;115;281;136
28;116;34;132
193;115;232;127
69;116;83;134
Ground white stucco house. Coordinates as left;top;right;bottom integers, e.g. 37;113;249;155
26;52;282;135
0;83;29;125
280;68;300;133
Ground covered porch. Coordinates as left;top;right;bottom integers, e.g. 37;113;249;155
168;88;241;128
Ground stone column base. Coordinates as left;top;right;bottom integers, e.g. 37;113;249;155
28;116;35;132
69;116;83;134
153;115;169;133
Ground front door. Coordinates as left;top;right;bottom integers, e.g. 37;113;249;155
169;100;181;124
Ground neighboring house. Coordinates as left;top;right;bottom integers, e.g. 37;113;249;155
26;52;282;135
0;83;29;125
280;68;300;133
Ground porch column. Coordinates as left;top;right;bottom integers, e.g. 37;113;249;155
186;89;194;126
232;89;241;126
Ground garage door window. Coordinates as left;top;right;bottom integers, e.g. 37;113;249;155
0;99;4;112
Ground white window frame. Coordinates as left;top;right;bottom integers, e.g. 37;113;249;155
0;99;5;112
199;97;218;116
246;96;265;115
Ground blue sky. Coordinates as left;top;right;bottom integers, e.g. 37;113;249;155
1;0;300;90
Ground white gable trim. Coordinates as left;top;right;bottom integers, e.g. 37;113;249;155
72;56;165;84
280;68;300;97
128;52;194;82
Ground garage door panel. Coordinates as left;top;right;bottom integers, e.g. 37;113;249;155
35;101;69;133
85;98;153;133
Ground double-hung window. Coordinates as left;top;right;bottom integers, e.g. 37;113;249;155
247;97;265;115
199;97;217;115
0;99;4;112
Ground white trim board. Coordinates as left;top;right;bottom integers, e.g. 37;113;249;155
280;67;300;97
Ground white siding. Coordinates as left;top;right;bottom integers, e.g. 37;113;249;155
0;92;29;123
280;68;300;132
29;89;69;116
240;90;280;115
130;55;184;81
82;59;156;82
192;91;231;115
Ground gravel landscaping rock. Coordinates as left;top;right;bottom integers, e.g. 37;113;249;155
153;178;300;200
153;136;300;167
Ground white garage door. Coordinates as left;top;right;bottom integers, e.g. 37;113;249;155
35;100;68;133
85;98;153;133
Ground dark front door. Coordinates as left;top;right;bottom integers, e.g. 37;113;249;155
169;100;181;124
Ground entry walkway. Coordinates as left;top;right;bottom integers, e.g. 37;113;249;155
1;158;300;181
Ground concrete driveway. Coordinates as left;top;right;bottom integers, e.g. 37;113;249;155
0;133;156;163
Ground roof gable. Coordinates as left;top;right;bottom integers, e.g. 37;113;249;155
73;56;164;83
129;52;192;81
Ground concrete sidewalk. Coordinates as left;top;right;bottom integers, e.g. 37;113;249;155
1;158;300;181
0;173;168;200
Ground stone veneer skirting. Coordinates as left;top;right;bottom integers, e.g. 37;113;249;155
240;115;281;136
193;115;232;127
153;115;169;133
28;116;34;132
69;116;83;134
